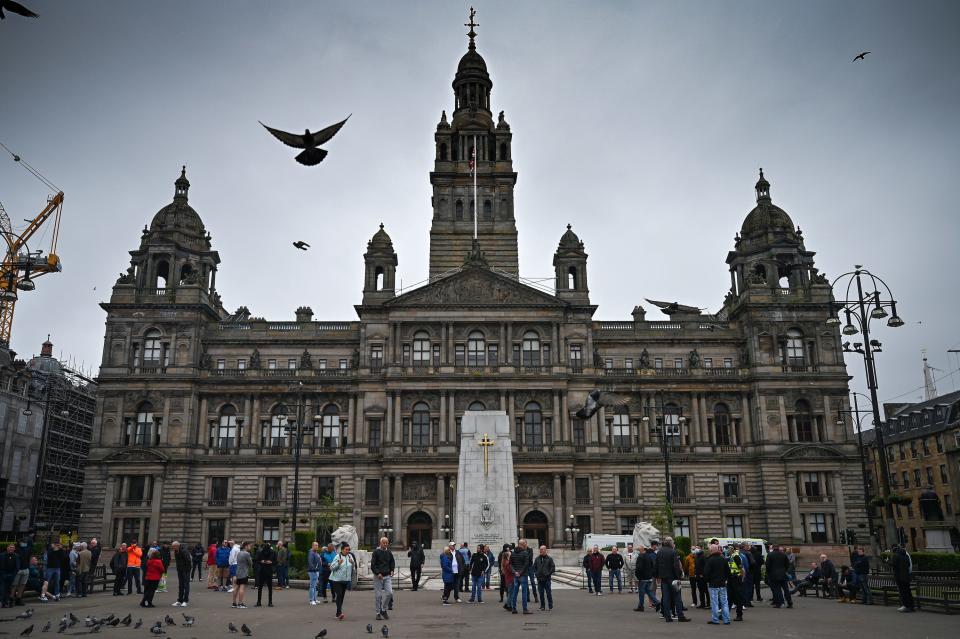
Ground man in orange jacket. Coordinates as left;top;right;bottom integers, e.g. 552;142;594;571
126;542;143;595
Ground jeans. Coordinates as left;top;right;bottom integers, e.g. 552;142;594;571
860;578;873;604
537;577;553;609
177;572;190;603
126;567;142;594
508;574;529;611
660;581;676;621
276;565;288;588
741;573;753;603
709;586;730;623
44;569;60;597
528;571;538;602
638;579;659;608
373;575;392;613
331;581;348;615
308;572;319;602
608;569;622;593
769;578;791;606
470;574;484;601
589;570;602;593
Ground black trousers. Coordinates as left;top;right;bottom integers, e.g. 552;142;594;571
141;579;159;606
191;560;203;581
697;577;709;605
727;577;744;618
689;578;699;605
499;573;507;601
331;581;347;615
112;571;125;595
177;572;190;603
257;571;273;604
442;581;455;602
753;572;763;600
895;579;915;610
410;565;422;590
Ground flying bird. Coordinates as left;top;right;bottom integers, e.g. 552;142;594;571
293;241;310;251
228;623;239;634
259;115;351;166
366;625;373;634
0;0;39;20
20;625;34;636
241;624;252;637
40;621;51;633
853;51;870;62
575;389;630;420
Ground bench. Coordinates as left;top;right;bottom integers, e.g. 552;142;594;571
871;571;960;614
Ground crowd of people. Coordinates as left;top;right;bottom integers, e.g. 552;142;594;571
0;528;923;621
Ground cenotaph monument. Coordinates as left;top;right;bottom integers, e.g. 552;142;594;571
454;411;518;548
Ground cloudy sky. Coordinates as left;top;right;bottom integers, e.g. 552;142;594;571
2;0;958;413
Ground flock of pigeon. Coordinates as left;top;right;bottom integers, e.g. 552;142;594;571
1;607;392;638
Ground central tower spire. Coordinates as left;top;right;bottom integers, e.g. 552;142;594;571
428;8;519;278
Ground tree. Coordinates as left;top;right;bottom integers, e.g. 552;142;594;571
650;496;675;538
313;495;351;544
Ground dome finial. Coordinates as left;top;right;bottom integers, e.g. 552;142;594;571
174;164;190;202
464;6;479;51
755;167;771;203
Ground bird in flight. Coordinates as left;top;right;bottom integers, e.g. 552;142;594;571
0;0;38;20
293;241;310;251
853;51;870;62
260;115;350;166
575;389;630;420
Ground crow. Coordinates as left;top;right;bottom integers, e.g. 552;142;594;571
575;389;630;420
20;625;34;636
228;623;239;634
0;0;38;19
366;625;373;634
40;621;51;633
133;619;143;630
853;51;870;62
293;241;310;251
241;624;252;636
259;115;350;166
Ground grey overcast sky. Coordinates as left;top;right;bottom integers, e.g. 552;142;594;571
2;0;959;411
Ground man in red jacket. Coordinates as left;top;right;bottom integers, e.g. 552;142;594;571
587;546;605;596
206;542;218;589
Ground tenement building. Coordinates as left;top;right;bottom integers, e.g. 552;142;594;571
82;26;866;550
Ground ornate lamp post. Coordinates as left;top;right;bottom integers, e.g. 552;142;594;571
836;391;880;554
440;514;453;544
564;514;580;550
827;266;904;548
283;382;322;535
641;391;685;533
378;514;394;541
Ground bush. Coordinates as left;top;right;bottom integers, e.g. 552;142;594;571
909;552;960;572
288;550;307;570
674;536;691;556
294;531;312;553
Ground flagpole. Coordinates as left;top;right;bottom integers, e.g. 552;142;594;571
473;134;478;240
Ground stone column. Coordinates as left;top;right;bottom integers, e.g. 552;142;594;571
347;393;356;447
197;397;208;447
439;391;447;443
150;474;164;542
552;474;563;545
741;393;752;443
551;324;559;365
448;391;456;444
507;392;515;440
393;474;403;539
786;471;802;541
833;472;847;532
552;391;561;444
561;391;569;442
394;392;402;445
506;323;513;364
565;475;575;516
385;391;393;444
248;396;260;446
441;324;448;364
436;474;446;540
592;474;603;535
449;476;457;528
778;396;789;443
381;475;391;518
356;391;366;445
597;407;606;445
102;476;117;539
757;395;768;443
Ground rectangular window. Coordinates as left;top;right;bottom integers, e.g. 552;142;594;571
433;344;441;366
946;496;953;515
654;357;663;369
575;515;591;546
268;359;277;369
127;476;146;502
722;474;740;498
611;413;631;448
288;358;297;369
370;345;383;370
570;344;582;369
803;472;821;497
216;359;225;370
604;358;613;369
262;519;280;543
575;477;591;502
910;441;917;458
455;345;466;367
488;344;499;366
402;344;411;366
940;464;948;484
206;519;226;546
926;467;935;486
674;516;691;538
368;419;381;450
936;434;944;453
620;516;639;535
339;359;348;369
365;478;381;505
809;513;827;542
210;477;229;502
914;469;922;486
10;448;23;482
618;475;636;500
122;518;142;546
573;419;586;446
264;477;283;502
512;344;521;366
317;477;335;501
625;357;633;369
237;359;246;370
671;474;688;501
723;357;733;368
923;439;931;455
542;344;551;365
725;515;744;538
674;357;683;369
902;471;909;489
363;517;380;548
703;357;712;368
317;359;326;369
906;502;914;518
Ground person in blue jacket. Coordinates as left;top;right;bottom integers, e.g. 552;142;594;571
320;543;338;603
440;546;456;605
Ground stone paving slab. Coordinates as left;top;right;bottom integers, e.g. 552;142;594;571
4;574;956;639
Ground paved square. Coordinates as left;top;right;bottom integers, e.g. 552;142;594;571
5;574;957;639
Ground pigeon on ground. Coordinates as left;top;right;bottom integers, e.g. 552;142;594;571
241;624;252;637
17;609;33;619
83;617;94;628
0;0;38;19
163;616;175;627
149;621;165;635
575;389;630;420
381;625;389;638
106;619;119;627
133;619;143;630
315;630;327;639
293;241;310;251
228;623;238;634
366;625;373;634
56;621;67;634
68;614;78;627
181;613;195;627
259;116;350;166
853;51;870;62
119;615;131;627
40;621;50;633
20;625;33;636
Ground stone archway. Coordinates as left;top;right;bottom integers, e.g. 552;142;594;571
523;510;549;548
407;511;433;550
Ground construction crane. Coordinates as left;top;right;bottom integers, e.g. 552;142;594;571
0;141;64;347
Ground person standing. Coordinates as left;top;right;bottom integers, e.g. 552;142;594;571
508;539;532;615
764;544;792;609
140;548;164;608
231;542;252;609
581;548;594;594
76;543;92;598
851;546;872;605
12;532;33;606
307;542;322;605
654;537;690;622
623;543;638;594
586;545;605;596
633;543;660;612
500;549;514;609
228;540;241;593
738;543;753;607
40;541;65;601
889;544;915;612
158;542;171;593
457;542;472;593
605;546;624;594
171;541;192;607
725;545;744;621
497;544;510;602
750;543;764;602
468;544;489;603
215;541;230;591
0;544;20;608
190;543;205;583
440;546;457;605
86;539;101;597
485;545;496;590
371;537;395;620
276;541;289;589
703;543;731;625
65;543;78;597
447;543;462;602
533;545;555;611
110;543;128;596
329;544;353;620
205;541;218;589
320;543;337;603
694;546;709;608
684;547;698;608
255;543;276;607
407;542;425;591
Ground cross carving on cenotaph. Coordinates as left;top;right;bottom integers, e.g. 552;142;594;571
479;433;495;476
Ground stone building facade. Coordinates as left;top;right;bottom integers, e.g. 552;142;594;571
81;30;865;550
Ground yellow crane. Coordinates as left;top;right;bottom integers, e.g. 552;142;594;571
0;142;64;347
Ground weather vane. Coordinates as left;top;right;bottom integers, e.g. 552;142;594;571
465;7;479;49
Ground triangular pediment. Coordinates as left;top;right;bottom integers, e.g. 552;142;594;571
385;267;566;308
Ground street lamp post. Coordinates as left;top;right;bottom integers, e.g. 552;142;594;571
564;514;580;550
440;514;453;544
641;391;684;534
283;382;321;536
827;266;904;548
378;514;394;541
837;391;879;555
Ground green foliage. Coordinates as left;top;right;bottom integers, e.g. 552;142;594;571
868;496;886;509
293;531;312;553
674;536;691;556
650;496;675;536
887;493;912;506
288;549;307;570
314;495;351;535
0;541;45;556
909;552;960;571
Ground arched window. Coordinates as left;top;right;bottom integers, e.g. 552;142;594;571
522;331;541;367
321;404;340;450
785;329;804;365
455;200;464;220
469;200;475;221
179;264;194;286
663;403;681;446
795;399;814;442
155;260;169;289
467;331;486;367
412;331;431;366
567;266;578;290
524;402;543;448
714;403;731;446
439;143;448;161
412;402;430;447
611;409;631;449
142;330;162;365
134;401;154;446
264;404;287;449
483;200;492;220
468;401;486;411
374;266;384;291
213;404;237;449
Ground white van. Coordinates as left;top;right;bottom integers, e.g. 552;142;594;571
702;537;768;560
582;534;634;552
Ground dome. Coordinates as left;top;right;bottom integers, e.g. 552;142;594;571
148;166;206;239
457;49;488;75
740;201;795;236
558;224;583;250
366;223;394;253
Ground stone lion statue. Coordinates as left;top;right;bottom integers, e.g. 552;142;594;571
633;521;660;548
330;524;359;550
